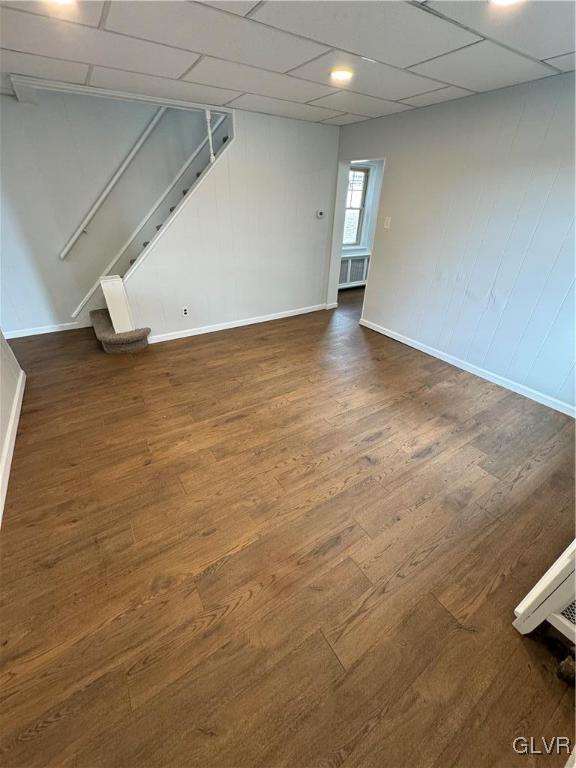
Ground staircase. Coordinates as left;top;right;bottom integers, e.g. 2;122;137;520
126;136;230;271
116;120;231;281
64;106;234;335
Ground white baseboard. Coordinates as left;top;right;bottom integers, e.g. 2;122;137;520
0;369;25;524
4;320;90;339
325;302;338;310
359;318;575;418
149;304;328;344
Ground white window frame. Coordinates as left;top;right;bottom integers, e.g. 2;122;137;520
342;166;370;248
342;160;383;258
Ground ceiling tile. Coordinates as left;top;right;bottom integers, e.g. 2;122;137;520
0;49;89;91
321;113;370;126
310;91;412;118
400;85;473;107
227;93;343;121
90;67;241;106
105;1;328;73
290;50;446;101
1;1;104;27
251;1;480;68
0;7;198;78
428;1;576;61
184;56;335;102
0;48;88;89
545;52;576;73
202;1;261;16
411;41;555;92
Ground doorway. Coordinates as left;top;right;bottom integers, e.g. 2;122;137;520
326;158;384;315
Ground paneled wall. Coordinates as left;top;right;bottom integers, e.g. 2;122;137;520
125;109;339;340
340;73;575;414
1;91;206;336
0;331;24;521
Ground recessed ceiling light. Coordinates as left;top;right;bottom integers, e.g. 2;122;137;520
47;0;75;5
330;67;354;83
490;0;524;6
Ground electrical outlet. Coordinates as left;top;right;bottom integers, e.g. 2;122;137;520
182;307;189;317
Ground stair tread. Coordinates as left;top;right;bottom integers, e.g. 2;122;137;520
90;308;150;347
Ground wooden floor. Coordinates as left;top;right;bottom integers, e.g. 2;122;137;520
1;288;574;768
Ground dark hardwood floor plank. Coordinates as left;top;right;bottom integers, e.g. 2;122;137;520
255;596;462;768
0;670;132;768
2;288;573;768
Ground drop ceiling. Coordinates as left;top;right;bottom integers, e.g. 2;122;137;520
0;0;574;124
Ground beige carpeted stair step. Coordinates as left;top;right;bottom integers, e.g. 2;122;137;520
90;308;150;354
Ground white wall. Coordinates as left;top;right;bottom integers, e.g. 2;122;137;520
340;73;575;415
0;330;25;523
0;91;207;336
125;109;339;341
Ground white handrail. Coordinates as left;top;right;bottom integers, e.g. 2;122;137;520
205;109;215;163
59;106;167;260
71;114;228;319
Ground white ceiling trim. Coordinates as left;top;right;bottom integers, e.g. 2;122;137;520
9;74;235;113
0;48;89;91
89;66;242;106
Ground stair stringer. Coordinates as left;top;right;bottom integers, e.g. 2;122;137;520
71;113;231;322
122;124;235;288
122;127;239;338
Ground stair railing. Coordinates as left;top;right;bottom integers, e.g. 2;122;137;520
59;106;167;260
205;108;215;163
70;110;229;320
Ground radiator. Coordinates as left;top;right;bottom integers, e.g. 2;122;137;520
339;255;369;288
513;540;576;642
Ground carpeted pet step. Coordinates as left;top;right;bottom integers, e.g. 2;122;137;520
90;308;151;354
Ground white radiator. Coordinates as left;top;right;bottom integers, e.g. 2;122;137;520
513;540;576;642
339;255;369;288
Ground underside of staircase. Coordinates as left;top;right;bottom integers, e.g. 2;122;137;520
126;134;228;271
64;108;235;353
66;107;233;336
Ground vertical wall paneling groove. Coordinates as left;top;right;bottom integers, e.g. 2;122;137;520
0;91;208;335
0;331;25;522
341;73;575;413
124;109;339;339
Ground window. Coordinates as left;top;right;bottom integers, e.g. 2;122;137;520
343;167;370;246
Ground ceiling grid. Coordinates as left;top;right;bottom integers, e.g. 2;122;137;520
0;0;573;123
